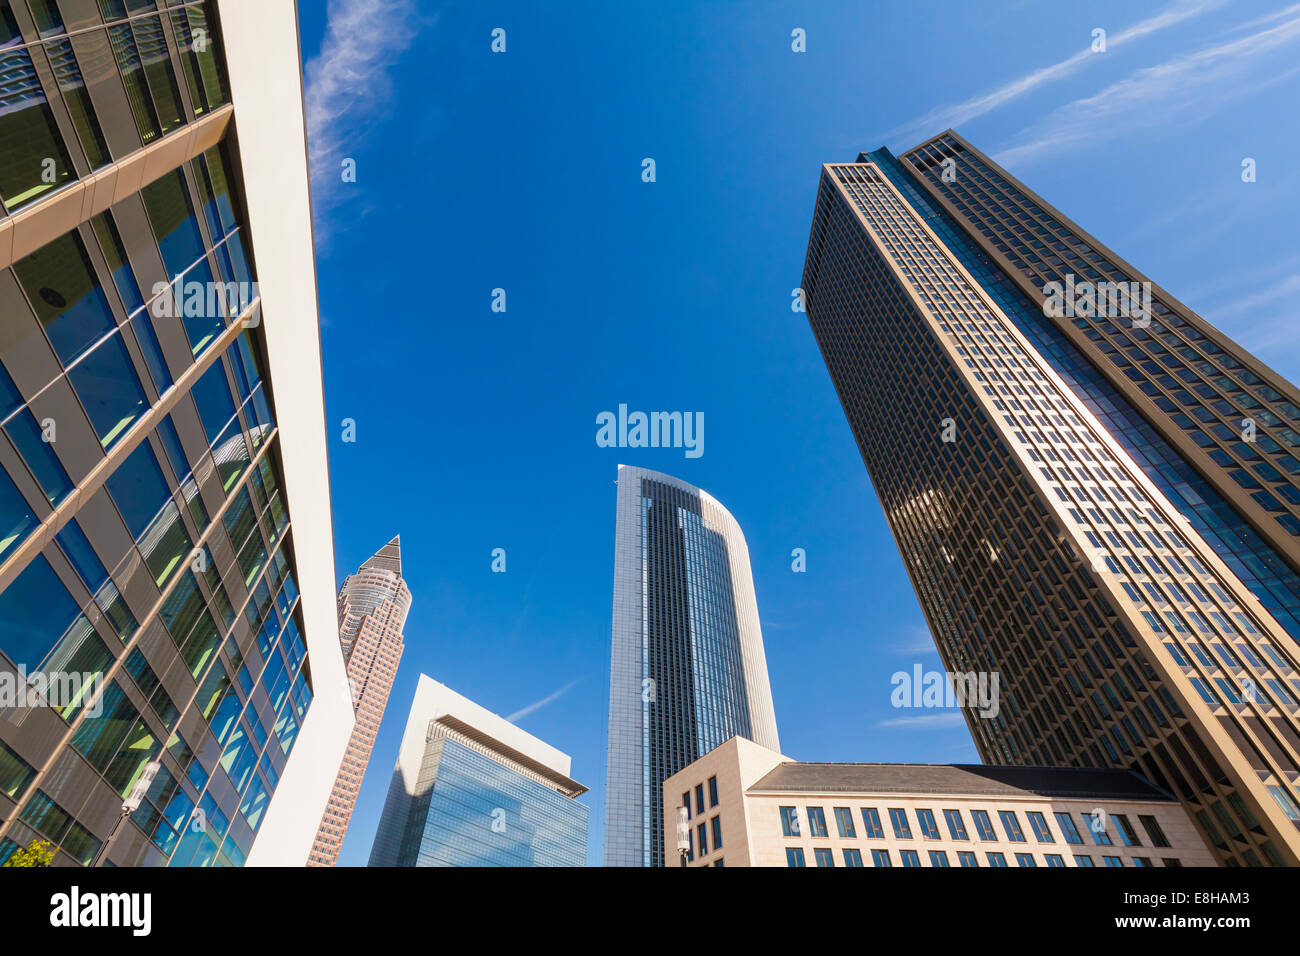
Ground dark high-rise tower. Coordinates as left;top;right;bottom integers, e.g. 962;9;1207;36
802;134;1300;867
603;465;779;867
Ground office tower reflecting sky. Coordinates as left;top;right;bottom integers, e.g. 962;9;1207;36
604;465;780;867
308;536;410;866
802;134;1300;866
369;674;587;867
0;1;348;866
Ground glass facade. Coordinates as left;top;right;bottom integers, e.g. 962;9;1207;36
604;465;780;866
380;735;586;868
870;144;1300;644
0;0;226;215
0;2;315;868
369;676;588;868
802;146;1300;867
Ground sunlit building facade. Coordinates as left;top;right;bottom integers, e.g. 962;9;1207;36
802;132;1300;866
0;1;350;866
308;536;410;866
369;675;587;867
665;736;1217;868
604;465;780;867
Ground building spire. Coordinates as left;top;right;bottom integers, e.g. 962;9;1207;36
361;535;402;576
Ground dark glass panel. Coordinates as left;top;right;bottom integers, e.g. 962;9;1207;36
67;335;147;449
12;230;116;366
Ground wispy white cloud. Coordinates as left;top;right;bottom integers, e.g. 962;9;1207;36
1208;273;1300;359
507;679;581;723
885;0;1222;144
994;9;1300;167
1229;1;1300;32
877;713;968;730
889;623;939;656
303;0;425;235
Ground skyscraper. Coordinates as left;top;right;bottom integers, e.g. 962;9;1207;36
604;464;780;867
368;674;588;867
0;2;351;866
308;536;410;866
802;133;1300;866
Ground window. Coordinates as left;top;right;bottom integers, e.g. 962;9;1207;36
710;815;722;851
713;859;724;867
986;852;1008;867
888;807;912;839
0;13;74;212
1026;811;1055;843
807;806;828;838
1015;852;1037;867
1133;857;1153;867
1073;854;1095;867
1103;855;1124;867
1045;854;1066;867
172;7;229;116
68;336;148;450
1138;814;1170;848
861;807;884;839
1054;812;1083;844
13;230;117;367
0;467;37;563
708;776;718;807
998;810;1026;842
141;170;223;356
697;822;706;856
1162;858;1182;867
871;848;891;867
1113;814;1141;847
943;809;969;840
1087;811;1113;845
971;809;996;841
780;806;800;837
929;850;950;867
843;848;864;867
834;806;856;838
7;409;71;505
681;793;690;820
900;849;921;867
814;847;834;868
785;847;805;868
17;791;99;865
106;440;170;539
957;851;978;867
0;742;36;800
191;362;237;445
917;808;941;839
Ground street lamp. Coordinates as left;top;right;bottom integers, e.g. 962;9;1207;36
91;759;161;867
675;805;691;867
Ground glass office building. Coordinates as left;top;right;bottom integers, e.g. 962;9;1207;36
0;1;350;866
802;133;1300;866
369;674;588;867
603;465;780;867
309;537;410;866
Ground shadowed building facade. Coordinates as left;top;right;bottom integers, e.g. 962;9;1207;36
603;465;780;867
0;1;351;866
801;134;1300;866
308;536;410;866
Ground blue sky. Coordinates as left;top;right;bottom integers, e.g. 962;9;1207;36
293;0;1300;866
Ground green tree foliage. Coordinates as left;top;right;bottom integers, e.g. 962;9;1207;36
2;839;55;867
